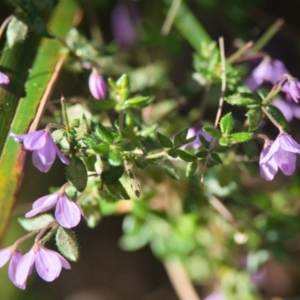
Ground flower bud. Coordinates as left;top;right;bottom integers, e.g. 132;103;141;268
0;71;10;85
89;68;107;100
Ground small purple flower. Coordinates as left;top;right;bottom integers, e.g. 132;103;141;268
259;134;300;181
281;79;300;103
10;130;69;173
15;245;71;289
0;71;10;85
110;3;138;47
26;192;84;228
89;68;107;100
246;59;289;92
0;247;24;289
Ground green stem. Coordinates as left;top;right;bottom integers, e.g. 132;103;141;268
252;19;284;53
262;106;284;134
227;41;253;63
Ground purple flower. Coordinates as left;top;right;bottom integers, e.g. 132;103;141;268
89;68;107;100
204;294;225;300
281;79;300;103
10;130;69;173
259;134;300;181
246;59;289;92
15;245;71;289
272;98;300;122
26;192;84;228
0;71;10;85
110;3;138;47
0;247;24;289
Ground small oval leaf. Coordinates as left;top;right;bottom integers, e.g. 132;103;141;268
66;156;88;192
56;227;79;261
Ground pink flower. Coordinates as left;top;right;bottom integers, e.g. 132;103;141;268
259;134;300;181
10;130;69;173
272;98;300;122
89;68;107;100
15;246;71;289
26;193;84;228
182;128;213;149
0;247;24;289
0;71;10;85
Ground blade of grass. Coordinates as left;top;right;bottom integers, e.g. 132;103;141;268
0;0;80;243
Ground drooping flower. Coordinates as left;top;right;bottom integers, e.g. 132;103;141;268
281;78;300;103
259;134;300;181
15;245;71;289
10;130;69;173
25;192;84;228
0;247;24;289
246;59;289;92
0;71;10;85
88;68;107;100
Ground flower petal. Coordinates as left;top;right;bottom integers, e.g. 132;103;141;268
274;147;297;176
0;71;10;85
259;147;278;181
25;194;58;218
55;252;71;270
259;139;280;164
8;250;24;289
0;247;12;268
23;130;47;150
278;134;300;154
55;195;81;228
15;250;35;289
9;132;28;143
31;143;56;173
53;142;70;165
35;248;62;282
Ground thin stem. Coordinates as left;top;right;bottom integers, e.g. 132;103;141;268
141;151;167;160
35;221;57;243
39;223;59;244
61;96;70;131
164;259;201;300
214;37;226;128
161;0;182;36
252;133;271;142
119;111;125;135
262;106;285;134
227;41;253;64
252;18;284;53
13;230;39;249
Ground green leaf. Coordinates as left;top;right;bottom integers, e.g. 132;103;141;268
220;113;234;134
177;150;197;162
102;181;130;201
219;137;231;147
157;132;173;148
116;74;130;89
168;148;178;158
211;153;222;164
93;143;110;155
202;126;222;138
95;123;114;144
18;214;54;231
230;132;253;143
225;93;261;106
108;149;123;166
66;156;88;192
186;161;198;177
56;227;79;262
246;108;263;131
6;17;28;48
265;104;290;131
195;150;208;159
91;99;117;110
199;134;210;149
101;166;124;184
18;12;53;38
163;160;180;180
174;128;189;148
124;96;155;109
